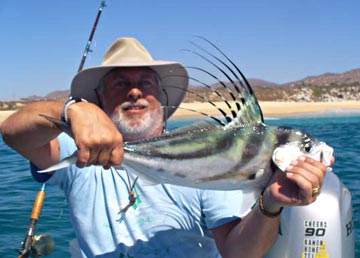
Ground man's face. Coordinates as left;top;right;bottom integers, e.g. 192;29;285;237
98;67;164;141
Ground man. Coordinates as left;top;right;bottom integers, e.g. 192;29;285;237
1;37;331;258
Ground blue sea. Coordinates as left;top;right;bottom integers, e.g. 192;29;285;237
0;114;359;257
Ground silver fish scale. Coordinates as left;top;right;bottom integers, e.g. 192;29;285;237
123;123;269;159
122;124;284;186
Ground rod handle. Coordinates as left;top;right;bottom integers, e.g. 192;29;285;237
30;190;46;220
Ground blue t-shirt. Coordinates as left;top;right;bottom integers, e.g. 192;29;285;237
32;133;257;258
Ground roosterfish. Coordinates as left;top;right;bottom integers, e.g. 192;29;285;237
37;37;333;193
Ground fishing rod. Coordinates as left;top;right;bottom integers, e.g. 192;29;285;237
78;0;107;72
16;1;107;257
16;184;55;258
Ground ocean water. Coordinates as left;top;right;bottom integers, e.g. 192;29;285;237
0;114;359;257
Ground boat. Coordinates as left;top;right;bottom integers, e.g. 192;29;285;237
265;171;354;257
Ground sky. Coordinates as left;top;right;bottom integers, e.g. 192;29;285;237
1;0;359;100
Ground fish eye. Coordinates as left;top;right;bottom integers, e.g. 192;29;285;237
303;142;312;152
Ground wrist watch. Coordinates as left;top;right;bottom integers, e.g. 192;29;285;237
61;96;88;123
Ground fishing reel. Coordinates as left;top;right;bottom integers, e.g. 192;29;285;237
17;234;55;258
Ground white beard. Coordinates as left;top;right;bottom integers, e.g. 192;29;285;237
111;105;164;142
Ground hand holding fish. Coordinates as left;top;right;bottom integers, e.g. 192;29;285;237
261;155;335;214
65;101;124;169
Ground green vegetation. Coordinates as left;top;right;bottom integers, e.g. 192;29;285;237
312;88;322;99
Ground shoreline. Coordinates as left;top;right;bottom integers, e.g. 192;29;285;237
0;110;16;124
0;101;359;124
172;101;360;118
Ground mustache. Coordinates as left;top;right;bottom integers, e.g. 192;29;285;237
120;99;150;110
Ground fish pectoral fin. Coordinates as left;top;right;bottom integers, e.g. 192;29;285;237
37;151;78;173
38;114;74;138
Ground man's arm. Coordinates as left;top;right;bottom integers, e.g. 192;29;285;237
213;204;279;258
212;156;329;258
1;101;63;169
0;100;124;170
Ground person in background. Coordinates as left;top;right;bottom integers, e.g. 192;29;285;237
0;37;332;258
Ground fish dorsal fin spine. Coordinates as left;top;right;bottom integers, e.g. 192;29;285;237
180;37;264;128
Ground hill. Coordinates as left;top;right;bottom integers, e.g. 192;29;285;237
1;68;359;111
184;68;360;102
36;68;360;102
284;68;360;87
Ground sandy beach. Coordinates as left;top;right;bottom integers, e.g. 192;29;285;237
0;110;16;124
0;101;359;125
172;101;360;118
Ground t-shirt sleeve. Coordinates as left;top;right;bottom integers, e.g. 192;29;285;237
30;133;77;185
200;189;258;229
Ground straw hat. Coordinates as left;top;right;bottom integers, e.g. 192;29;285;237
71;37;189;119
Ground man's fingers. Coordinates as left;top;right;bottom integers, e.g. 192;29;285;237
76;147;91;168
285;156;328;202
287;160;321;188
285;172;314;202
77;145;123;168
96;149;111;166
108;147;124;166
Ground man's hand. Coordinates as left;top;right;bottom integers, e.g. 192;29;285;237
262;155;334;212
66;101;124;169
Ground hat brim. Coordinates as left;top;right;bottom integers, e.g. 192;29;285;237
71;61;189;120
